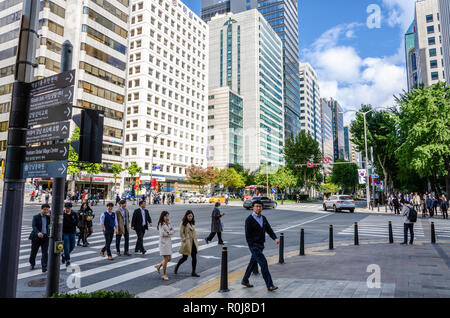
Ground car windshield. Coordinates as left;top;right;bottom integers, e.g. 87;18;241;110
252;197;261;200
339;196;353;200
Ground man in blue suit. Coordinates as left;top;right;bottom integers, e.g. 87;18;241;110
241;199;279;291
29;204;51;272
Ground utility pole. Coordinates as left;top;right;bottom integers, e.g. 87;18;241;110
46;40;73;297
363;113;370;209
0;0;39;298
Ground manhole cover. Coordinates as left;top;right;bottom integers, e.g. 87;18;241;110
27;278;64;287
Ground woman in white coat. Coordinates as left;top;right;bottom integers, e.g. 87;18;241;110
155;211;174;280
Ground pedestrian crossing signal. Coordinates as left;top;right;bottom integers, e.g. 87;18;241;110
71;109;104;163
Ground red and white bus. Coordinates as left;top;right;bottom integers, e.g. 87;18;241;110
244;185;268;200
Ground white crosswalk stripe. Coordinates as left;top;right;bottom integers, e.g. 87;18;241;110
338;215;425;240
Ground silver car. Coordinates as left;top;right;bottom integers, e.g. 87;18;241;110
323;195;356;213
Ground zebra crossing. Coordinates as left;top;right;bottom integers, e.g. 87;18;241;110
337;215;425;241
18;225;220;294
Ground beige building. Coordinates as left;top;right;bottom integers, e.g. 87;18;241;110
299;62;321;145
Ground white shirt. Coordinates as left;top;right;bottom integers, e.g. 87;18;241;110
140;208;146;226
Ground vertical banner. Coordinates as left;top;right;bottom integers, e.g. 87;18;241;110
358;169;367;184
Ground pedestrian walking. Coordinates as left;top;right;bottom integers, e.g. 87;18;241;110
171;193;175;205
393;196;400;214
45;191;50;204
432;196;438;217
401;199;417;245
100;202;119;260
205;202;224;245
241;199;279;291
28;204;51;272
225;193;229;205
413;193;421;213
174;210;200;277
131;200;152;255
115;199;131;256
427;195;434;217
62;202;78;266
154;211;174;280
421;194;428;218
440;195;449;219
76;202;91;246
162;193;166;205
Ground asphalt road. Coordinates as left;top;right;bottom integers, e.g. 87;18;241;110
15;201;450;297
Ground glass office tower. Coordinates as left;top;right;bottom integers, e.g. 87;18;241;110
202;0;302;140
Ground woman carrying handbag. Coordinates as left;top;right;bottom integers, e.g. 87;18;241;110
174;210;200;277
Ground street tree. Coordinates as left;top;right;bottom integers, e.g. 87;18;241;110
232;164;256;186
322;183;339;195
395;82;450;195
186;166;217;193
350;104;398;194
215;168;245;190
67;128;81;194
284;130;323;193
271;166;297;204
111;163;124;194
329;159;359;194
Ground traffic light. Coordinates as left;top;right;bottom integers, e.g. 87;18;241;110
71;109;104;163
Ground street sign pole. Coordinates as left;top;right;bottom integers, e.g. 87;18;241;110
46;40;72;297
0;0;39;298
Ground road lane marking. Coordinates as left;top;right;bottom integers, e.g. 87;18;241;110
275;213;333;233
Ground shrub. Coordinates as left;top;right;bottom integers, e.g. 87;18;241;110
51;290;135;298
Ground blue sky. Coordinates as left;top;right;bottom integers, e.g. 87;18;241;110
182;0;417;123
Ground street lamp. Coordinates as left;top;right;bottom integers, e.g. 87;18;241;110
340;106;391;209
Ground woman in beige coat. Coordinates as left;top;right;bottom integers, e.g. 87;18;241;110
174;210;200;277
155;211;174;280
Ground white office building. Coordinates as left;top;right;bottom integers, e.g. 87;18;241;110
439;0;450;85
299;62;322;146
208;10;284;171
124;0;209;192
0;0;129;198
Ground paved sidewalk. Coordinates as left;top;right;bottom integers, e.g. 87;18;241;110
179;241;450;298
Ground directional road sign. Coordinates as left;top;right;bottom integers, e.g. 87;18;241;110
23;160;68;178
30;69;75;95
24;143;69;162
26;121;70;144
272;188;277;194
28;104;72;126
29;86;73;111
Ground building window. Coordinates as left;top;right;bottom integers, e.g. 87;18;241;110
426;14;433;23
430;60;438;69
428;37;436;45
429;48;437;57
427;25;434;34
431;71;439;80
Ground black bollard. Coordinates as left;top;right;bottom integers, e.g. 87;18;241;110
431;222;436;244
329;225;334;250
354;222;359;245
279;233;285;264
219;247;229;293
299;229;305;256
388;221;394;243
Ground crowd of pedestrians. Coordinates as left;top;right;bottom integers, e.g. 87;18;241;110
387;192;449;219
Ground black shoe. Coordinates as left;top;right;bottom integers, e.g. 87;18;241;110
66;261;71;266
191;273;200;277
267;286;278;291
409;242;414;245
241;281;254;288
205;238;210;244
218;241;224;245
83;243;88;247
61;256;66;264
77;243;82;246
142;250;146;255
30;265;35;270
400;242;407;245
42;268;47;273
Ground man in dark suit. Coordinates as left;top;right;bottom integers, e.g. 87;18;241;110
241;199;279;291
131;200;152;254
29;204;51;272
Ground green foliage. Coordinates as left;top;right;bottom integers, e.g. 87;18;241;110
329;159;359;193
112;163;124;178
186;166;217;192
322;183;339;194
214;168;245;189
232;164;256;186
67;127;80;176
271;166;297;194
51;290;135;298
127;162;142;178
284;130;323;190
253;164;275;188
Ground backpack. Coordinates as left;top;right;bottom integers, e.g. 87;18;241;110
408;206;417;222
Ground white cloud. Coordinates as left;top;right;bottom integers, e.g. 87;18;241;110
381;0;416;32
302;22;408;125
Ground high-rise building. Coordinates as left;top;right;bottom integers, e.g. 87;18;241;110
299;62;322;146
414;0;445;86
207;87;243;169
439;0;450;85
320;98;333;175
201;0;302;140
208;10;284;170
125;0;209;192
0;0;129;197
405;20;419;91
323;98;344;161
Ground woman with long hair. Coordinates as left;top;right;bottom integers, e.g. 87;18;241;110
174;210;200;277
155;211;174;280
78;202;95;247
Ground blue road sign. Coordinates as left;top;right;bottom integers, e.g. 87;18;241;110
272;188;277;193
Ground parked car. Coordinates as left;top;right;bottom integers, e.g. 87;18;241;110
121;191;143;200
209;196;226;204
243;196;277;210
323;195;356;212
189;195;208;203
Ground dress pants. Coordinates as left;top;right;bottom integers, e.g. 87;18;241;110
135;229;146;252
116;229;129;253
206;232;223;244
29;236;49;269
242;243;273;288
403;223;414;243
102;230;114;257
